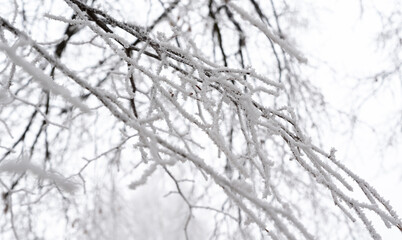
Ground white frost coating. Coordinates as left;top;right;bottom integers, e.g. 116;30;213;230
0;159;77;193
228;2;308;64
242;98;261;121
0;43;90;112
3;4;398;237
128;163;158;190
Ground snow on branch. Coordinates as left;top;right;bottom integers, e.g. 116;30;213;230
228;2;308;64
1;2;401;239
0;42;91;113
0;158;77;193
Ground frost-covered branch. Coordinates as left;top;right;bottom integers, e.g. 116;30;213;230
0;1;400;239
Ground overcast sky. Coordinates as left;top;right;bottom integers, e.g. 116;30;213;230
297;0;401;238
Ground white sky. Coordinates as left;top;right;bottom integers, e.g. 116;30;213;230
297;0;402;238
